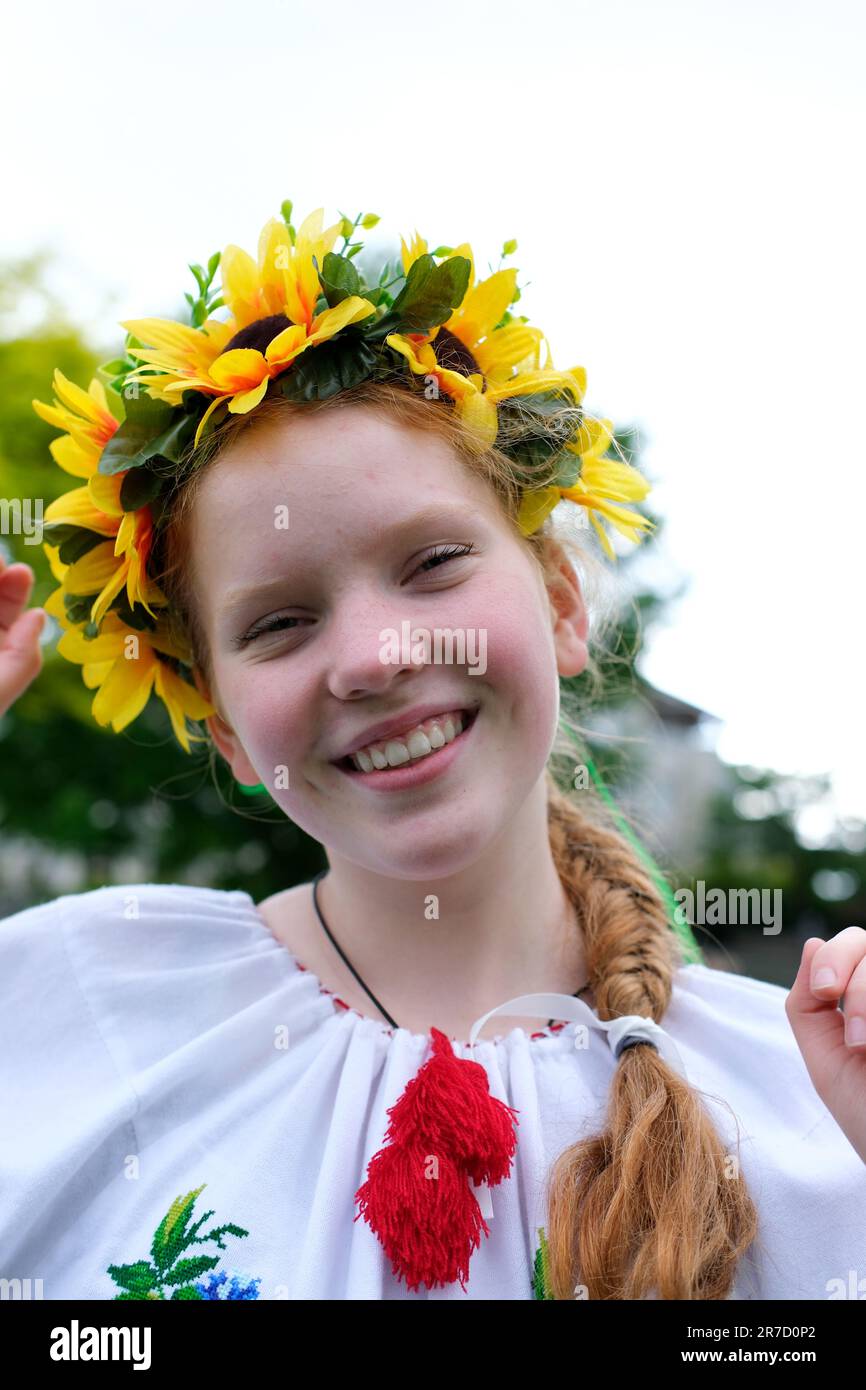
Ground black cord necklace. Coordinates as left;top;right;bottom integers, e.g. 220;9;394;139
310;867;592;1033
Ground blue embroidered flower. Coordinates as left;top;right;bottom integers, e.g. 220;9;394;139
196;1269;261;1300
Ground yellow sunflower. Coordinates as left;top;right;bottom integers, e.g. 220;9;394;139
516;416;654;558
43;580;215;754
385;233;586;448
123;208;378;446
32;369;120;478
34;371;162;622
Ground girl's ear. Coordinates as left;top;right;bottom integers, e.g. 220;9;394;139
545;543;589;679
192;666;260;784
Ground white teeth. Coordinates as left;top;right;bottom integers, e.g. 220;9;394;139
349;710;470;772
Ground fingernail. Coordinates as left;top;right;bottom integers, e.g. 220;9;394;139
845;1016;866;1046
812;967;837;989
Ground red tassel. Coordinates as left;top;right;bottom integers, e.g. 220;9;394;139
354;1026;520;1292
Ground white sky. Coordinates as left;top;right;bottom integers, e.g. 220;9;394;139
4;0;865;823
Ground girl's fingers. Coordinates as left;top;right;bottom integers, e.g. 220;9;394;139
786;930;866;1098
807;925;866;1023
0;605;46;715
0;561;36;630
0;561;46;712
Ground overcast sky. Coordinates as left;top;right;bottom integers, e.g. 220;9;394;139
4;0;864;830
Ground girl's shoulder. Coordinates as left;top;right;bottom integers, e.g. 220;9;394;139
667;958;853;1151
0;881;325;1101
0;882;286;1071
0;880;263;965
668;958;803;1073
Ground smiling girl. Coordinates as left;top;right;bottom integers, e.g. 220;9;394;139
1;205;864;1301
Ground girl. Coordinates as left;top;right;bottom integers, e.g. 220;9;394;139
1;206;864;1302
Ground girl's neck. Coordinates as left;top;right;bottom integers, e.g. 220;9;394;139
259;849;593;1040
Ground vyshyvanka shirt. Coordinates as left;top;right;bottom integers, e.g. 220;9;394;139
0;883;863;1300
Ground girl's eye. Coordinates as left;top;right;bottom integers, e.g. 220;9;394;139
235;615;307;647
237;544;475;646
411;542;475;579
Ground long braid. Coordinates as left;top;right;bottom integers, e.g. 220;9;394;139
544;776;759;1299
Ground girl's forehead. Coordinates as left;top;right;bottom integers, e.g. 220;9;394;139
197;412;472;513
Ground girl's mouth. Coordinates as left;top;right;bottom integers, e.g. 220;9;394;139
332;706;480;792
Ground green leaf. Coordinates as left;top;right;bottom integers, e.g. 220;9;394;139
152;1189;212;1272
280;199;293;225
207;251;221;280
171;1285;204;1299
189;263;206;293
162;1255;220;1286
366;253;470;340
62;592;96;625
111;595;158;631
98;393;176;475
98;357;131;377
119;466;163;512
360;286;388;308
99;390;201;476
103;382;126;424
41;524;107;566
552;451;582;488
318;252;362;307
497;392;581;474
278;332;378;400
106;1260;159;1294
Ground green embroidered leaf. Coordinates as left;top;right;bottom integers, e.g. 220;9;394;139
194;1222;249;1248
106;1260;159;1296
161;1256;220;1286
108;1183;257;1301
531;1226;554;1300
151;1184;208;1267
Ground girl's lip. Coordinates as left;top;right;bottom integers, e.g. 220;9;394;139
332;708;479;791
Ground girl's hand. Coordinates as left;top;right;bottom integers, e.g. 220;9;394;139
0;557;46;717
785;928;866;1165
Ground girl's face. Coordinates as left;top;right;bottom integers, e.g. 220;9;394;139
190;404;588;878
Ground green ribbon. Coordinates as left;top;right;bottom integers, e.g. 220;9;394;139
559;725;703;965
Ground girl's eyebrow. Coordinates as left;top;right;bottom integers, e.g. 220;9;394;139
221;503;476;613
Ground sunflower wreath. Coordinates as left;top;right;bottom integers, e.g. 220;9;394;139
32;201;654;753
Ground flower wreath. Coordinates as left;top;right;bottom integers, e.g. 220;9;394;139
32;200;654;753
